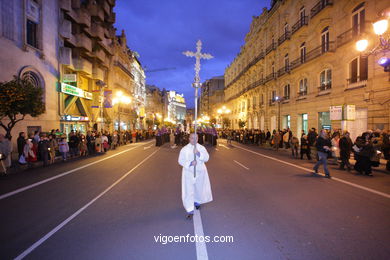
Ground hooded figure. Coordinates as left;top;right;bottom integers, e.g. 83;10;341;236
178;133;212;219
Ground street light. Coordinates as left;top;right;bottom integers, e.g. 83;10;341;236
216;105;231;128
356;13;390;71
113;91;131;134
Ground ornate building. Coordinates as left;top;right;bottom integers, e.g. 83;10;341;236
224;0;390;140
199;76;225;118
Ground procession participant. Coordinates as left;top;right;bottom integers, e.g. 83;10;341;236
178;133;212;219
339;131;353;171
313;130;332;178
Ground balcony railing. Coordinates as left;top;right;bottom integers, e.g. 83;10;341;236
265;42;277;54
291;16;308;35
318;83;332;92
347;76;368;87
269;99;276;105
297;90;307;96
311;0;333;18
264;72;276;83
278;31;291;45
336;28;359;48
277;66;290;77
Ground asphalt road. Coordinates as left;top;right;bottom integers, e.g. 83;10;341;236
0;138;389;260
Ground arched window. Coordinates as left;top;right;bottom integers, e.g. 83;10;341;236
283;84;290;99
321;26;329;53
352;2;365;36
299;78;308;96
320;69;332;90
22;71;41;88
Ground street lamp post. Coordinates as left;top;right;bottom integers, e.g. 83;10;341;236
274;96;284;131
113;91;131;134
96;80;106;133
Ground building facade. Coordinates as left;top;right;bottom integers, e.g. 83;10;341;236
58;0;116;136
164;90;187;124
199;76;225;118
0;0;60;136
224;0;390;141
145;84;165;127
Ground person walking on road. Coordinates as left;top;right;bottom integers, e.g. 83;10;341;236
339;131;353;171
313;130;332;178
178;133;212;220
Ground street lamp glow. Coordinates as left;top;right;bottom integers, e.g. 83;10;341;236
217;109;222;114
373;19;388;35
116;90;123;98
356;39;368;52
275;96;279;101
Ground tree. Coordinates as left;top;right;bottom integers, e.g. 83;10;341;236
0;77;45;139
238;119;246;129
222;117;230;128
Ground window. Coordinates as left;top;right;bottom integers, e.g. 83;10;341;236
300;42;306;63
284;23;289;34
272;90;276;101
25;0;40;49
284;54;289;71
247;99;250;109
320;69;332;90
284;84;290;99
271;62;275;76
299;7;306;22
349;56;368;83
299;78;308;95
260;94;264;105
22;71;41;88
352;3;365;36
253;96;256;107
321;27;329;53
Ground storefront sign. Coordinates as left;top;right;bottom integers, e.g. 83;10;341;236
61;83;92;100
330;106;343;121
343;105;356;121
61;115;89;121
104;90;113;108
63;74;77;82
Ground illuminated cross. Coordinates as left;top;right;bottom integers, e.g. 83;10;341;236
183;40;213;177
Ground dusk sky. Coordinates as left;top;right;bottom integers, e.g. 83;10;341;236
114;0;270;108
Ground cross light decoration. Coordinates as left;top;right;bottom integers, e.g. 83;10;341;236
183;40;213;177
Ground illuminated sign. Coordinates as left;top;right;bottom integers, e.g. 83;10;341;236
63;74;77;82
61;83;92;100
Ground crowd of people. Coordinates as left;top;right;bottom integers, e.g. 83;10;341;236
220;128;390;176
0;129;155;174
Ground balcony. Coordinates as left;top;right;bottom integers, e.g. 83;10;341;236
277;66;290;77
92;65;104;81
75;33;92;52
105;27;116;38
336;28;359;48
311;0;333;18
318;83;332;95
264;72;276;83
278;31;291;45
59;19;72;39
74;9;91;27
265;42;277;54
91;22;105;41
59;0;71;12
89;3;105;21
107;12;116;23
346;77;367;90
297;90;307;97
269;99;276;106
73;57;93;75
93;48;106;63
103;0;111;15
59;47;71;65
291;16;308;35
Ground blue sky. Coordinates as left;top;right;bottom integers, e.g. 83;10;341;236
114;0;270;108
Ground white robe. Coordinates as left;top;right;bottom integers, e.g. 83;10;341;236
178;143;213;213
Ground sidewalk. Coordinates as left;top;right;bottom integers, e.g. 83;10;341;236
227;140;389;174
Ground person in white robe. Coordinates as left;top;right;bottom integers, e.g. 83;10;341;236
178;133;213;219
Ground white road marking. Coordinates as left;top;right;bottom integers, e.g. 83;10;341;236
233;144;390;199
0;141;153;201
218;143;230;149
193;209;209;260
143;145;153;150
233;160;250;170
14;148;160;260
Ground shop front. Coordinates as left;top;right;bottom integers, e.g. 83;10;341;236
60;115;90;138
318;111;331;130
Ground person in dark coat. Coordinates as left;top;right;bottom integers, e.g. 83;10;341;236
354;133;374;176
17;132;26;158
300;135;311;160
313;130;332;178
38;134;50;166
339;131;353;171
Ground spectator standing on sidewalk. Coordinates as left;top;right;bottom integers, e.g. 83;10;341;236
353;132;374;176
339;131;353;171
313;130;332;178
58;138;69;161
48;134;57;164
24;138;37;166
290;134;299;158
300;135;311;160
381;130;390;171
38;134;50;166
331;133;340;165
17;132;26;160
